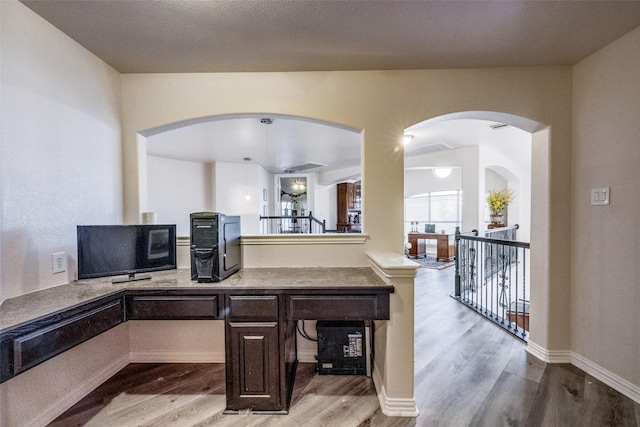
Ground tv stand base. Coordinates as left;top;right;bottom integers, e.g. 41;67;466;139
112;273;152;284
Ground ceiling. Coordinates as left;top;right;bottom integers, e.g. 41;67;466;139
21;0;640;73
145;115;362;175
21;1;640;176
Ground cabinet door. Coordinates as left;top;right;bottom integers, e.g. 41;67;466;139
226;322;281;412
346;183;355;210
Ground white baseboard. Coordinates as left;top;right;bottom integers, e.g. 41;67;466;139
571;352;640;404
129;351;225;363
29;353;129;427
372;365;419;417
527;341;640;404
296;349;317;364
526;340;572;363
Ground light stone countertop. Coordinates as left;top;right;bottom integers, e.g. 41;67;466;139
0;267;393;332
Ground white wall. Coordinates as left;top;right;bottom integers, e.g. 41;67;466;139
146;154;341;235
404;167;462;197
315;182;337;230
572;26;640;395
258;163;270;219
479;125;532;241
0;1;123;300
213;161;261;234
147;155;212;236
405;146;480;232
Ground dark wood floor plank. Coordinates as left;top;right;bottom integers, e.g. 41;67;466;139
579;372;640;427
526;364;586;427
469;370;540;427
502;344;546;384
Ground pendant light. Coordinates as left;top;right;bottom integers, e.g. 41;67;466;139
244;157;251;201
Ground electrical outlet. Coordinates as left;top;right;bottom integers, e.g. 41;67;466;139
52;252;67;274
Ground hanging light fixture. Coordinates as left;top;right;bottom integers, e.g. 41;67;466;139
261;118;272;172
292;179;306;194
403;134;413;145
244;157;251;201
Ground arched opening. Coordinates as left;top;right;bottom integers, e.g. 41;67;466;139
404;113;534;237
135;113;363;237
404;109;547;367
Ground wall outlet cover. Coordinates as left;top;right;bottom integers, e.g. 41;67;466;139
52;252;67;274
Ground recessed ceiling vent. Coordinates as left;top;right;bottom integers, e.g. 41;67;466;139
489;123;509;130
282;162;327;173
405;142;454;157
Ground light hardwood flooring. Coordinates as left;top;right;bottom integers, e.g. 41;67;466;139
50;267;640;426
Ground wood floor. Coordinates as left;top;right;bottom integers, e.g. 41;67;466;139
50;267;640;427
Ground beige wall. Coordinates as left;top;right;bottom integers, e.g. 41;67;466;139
0;324;129;427
10;0;640;419
120;68;574;408
121;70;572;251
572;26;640;390
0;1;123;300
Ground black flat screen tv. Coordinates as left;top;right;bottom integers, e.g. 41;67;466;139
77;224;177;283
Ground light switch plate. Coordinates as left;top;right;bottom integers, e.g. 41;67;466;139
591;187;610;206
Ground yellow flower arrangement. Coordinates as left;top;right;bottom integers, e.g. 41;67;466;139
486;189;515;215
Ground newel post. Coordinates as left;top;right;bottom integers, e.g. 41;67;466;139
454;227;461;297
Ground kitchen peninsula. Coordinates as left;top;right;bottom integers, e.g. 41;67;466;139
0;267;394;414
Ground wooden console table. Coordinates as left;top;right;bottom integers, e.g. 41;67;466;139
407;232;455;261
0;268;393;414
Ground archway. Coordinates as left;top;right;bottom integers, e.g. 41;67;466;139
404;109;548;361
136;113;363;236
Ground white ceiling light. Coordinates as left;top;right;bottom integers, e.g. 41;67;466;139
403;134;413;145
433;168;452;179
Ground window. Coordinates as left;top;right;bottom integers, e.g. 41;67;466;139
405;190;462;236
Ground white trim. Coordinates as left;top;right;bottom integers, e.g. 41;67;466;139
29;353;129;427
526;340;571;363
241;233;369;245
372;366;419;417
367;251;420;279
527;341;640;404
296;349;318;364
129;351;225;363
572;352;640;404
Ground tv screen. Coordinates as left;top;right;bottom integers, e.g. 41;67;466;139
77;224;176;282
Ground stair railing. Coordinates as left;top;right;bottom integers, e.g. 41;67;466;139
259;212;326;234
454;225;530;341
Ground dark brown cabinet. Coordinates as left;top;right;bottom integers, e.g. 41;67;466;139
225;295;284;412
126;295;218;320
337;181;361;232
1;270;393;414
226;321;280;411
9;299;123;377
227;295;278;321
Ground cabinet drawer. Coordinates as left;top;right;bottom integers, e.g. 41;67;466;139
127;295;218;320
228;295;278;321
288;295;389;320
13;299;123;374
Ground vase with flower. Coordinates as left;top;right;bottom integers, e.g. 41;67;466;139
486;189;514;227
